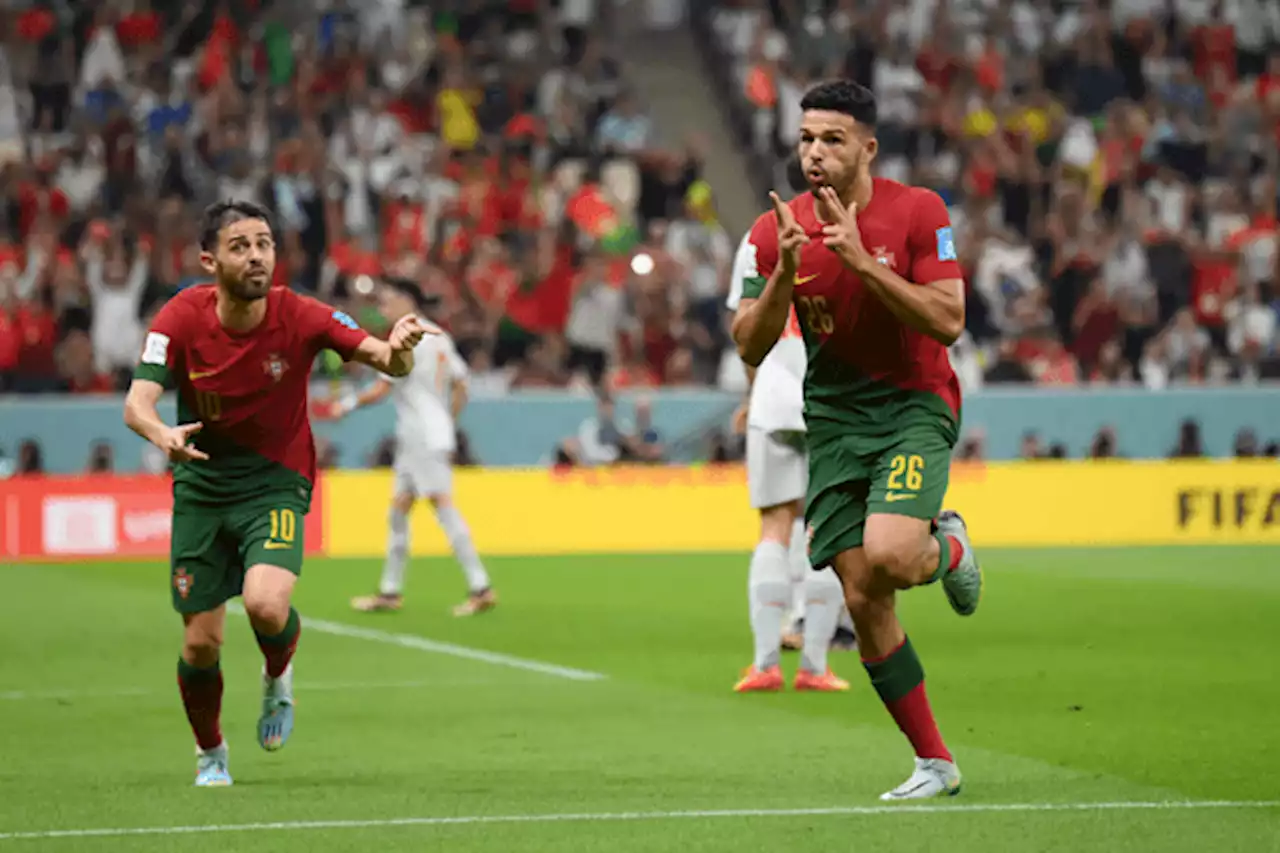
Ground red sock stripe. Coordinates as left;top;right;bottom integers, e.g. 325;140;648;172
885;681;952;762
860;637;908;666
178;671;223;751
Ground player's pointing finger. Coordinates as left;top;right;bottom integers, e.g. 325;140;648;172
770;192;794;226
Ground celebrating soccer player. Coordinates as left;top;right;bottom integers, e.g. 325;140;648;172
315;277;496;618
731;81;983;800
124;200;430;787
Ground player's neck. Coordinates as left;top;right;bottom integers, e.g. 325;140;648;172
215;289;268;334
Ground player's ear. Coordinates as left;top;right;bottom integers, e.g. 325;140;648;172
863;134;878;164
199;251;217;274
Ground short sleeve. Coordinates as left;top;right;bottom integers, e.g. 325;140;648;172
133;298;184;387
736;213;779;302
296;293;370;360
908;190;964;285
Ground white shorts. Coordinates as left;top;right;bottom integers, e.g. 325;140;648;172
393;445;454;497
746;427;808;510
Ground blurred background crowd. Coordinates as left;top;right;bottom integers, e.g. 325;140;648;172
0;0;1277;471
704;0;1280;389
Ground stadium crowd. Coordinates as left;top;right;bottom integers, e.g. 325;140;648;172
703;0;1280;390
0;0;1276;408
0;0;729;397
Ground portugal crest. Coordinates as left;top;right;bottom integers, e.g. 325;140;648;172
173;567;193;599
263;354;289;382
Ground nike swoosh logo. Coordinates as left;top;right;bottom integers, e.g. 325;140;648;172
188;370;217;380
794;274;819;286
884;492;918;503
262;542;293;550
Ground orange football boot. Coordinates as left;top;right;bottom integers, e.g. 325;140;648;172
793;669;850;692
733;665;785;693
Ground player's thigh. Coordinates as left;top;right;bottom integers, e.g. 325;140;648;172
230;495;308;581
170;502;241;615
804;433;873;573
865;422;954;524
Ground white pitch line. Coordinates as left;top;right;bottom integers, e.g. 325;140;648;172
1;800;1276;842
225;603;606;682
0;680;489;703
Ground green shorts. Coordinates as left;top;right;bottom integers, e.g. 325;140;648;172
805;417;956;570
169;492;309;614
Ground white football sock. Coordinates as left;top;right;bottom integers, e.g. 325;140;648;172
800;568;844;675
380;507;410;596
786;518;809;628
748;540;791;670
435;505;490;593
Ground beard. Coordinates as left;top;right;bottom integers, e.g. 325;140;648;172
222;268;272;301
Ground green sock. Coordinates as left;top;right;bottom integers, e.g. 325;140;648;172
177;657;220;683
927;531;952;585
862;636;925;704
254;607;300;679
254;607;300;647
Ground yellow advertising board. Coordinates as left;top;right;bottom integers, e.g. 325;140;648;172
322;461;1280;557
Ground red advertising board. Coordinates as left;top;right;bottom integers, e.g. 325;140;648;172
0;475;325;560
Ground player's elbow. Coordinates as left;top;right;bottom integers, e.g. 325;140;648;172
934;306;965;347
935;320;963;347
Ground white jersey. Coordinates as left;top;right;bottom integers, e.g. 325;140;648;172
726;232;806;432
388;319;469;454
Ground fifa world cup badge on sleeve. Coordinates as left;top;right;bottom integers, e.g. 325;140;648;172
141;332;169;365
936;227;957;262
332;310;359;330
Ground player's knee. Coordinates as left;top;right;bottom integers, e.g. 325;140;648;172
427;492;451;510
242;595;290;633
392;492;415;514
182;620;223;665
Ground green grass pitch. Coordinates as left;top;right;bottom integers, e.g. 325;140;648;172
1;548;1278;852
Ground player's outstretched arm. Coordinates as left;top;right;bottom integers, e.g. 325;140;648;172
733;193;806;367
351;315;432;377
123;379;209;462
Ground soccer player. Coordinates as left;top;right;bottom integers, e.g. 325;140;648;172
124;200;429;787
316;277;495;617
727;156;850;694
731;81;983;801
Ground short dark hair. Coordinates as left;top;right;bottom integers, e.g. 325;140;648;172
799;80;877;129
200;200;274;251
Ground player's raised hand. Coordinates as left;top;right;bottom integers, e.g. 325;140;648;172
388;314;434;352
818;186;870;271
770;191;807;277
158;422;209;462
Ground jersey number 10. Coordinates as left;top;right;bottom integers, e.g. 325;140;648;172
194;390;222;422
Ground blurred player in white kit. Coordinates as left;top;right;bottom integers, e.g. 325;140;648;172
728;159;853;693
317;278;496;617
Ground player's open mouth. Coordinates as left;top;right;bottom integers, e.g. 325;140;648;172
806;168;826;183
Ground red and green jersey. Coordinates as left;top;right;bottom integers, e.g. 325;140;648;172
742;178;964;436
133;285;370;506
